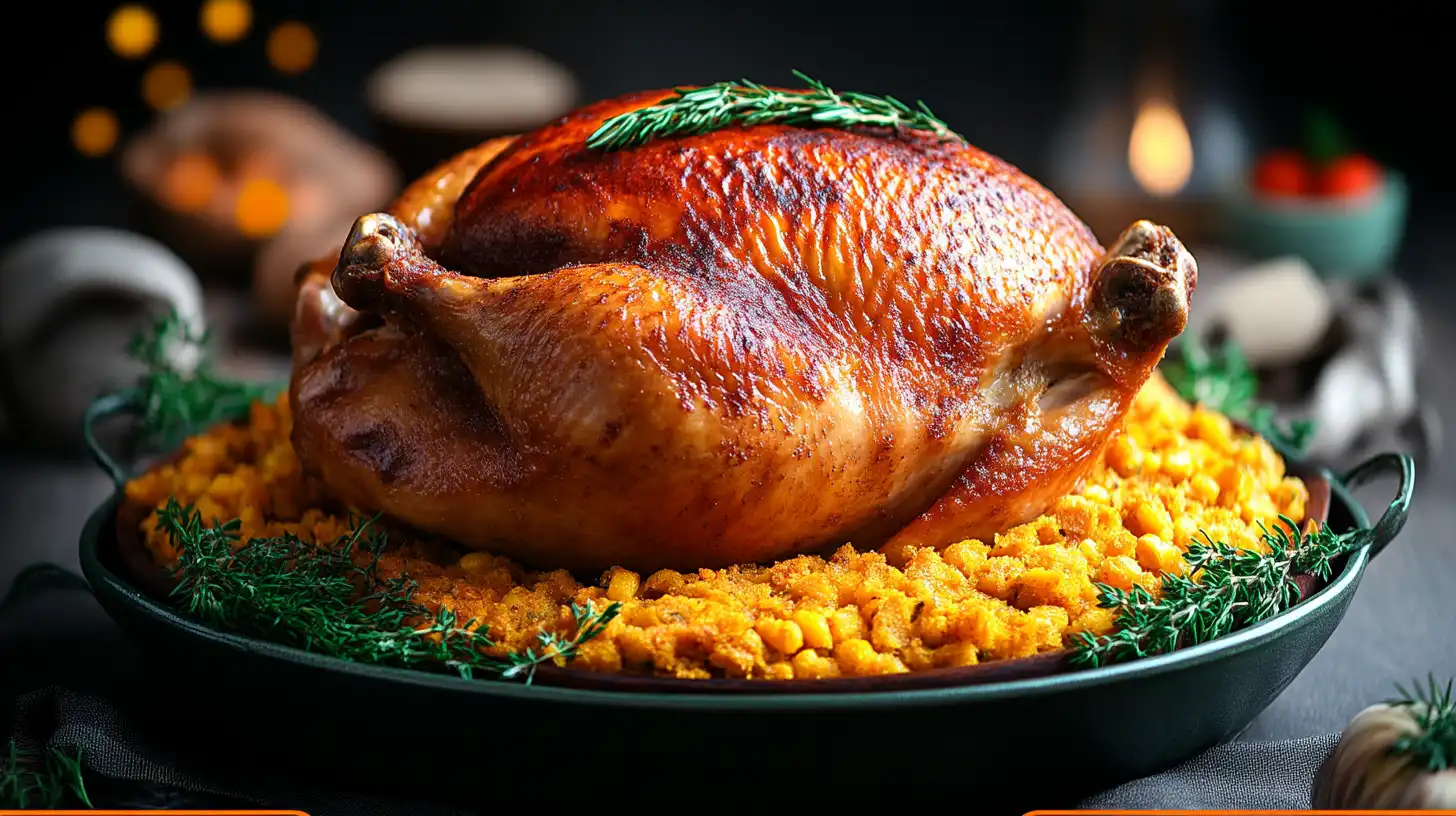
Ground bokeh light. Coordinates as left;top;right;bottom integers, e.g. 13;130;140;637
266;21;316;75
201;0;251;43
142;61;192;111
235;177;291;237
160;152;222;213
106;5;158;59
72;108;119;157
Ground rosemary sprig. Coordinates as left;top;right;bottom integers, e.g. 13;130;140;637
0;740;92;810
587;69;960;151
126;311;282;450
1388;674;1456;772
1071;515;1358;668
159;499;620;684
1161;336;1316;455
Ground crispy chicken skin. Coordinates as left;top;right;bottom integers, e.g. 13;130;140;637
289;90;1197;571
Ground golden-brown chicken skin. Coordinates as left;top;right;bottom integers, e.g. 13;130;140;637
290;90;1197;572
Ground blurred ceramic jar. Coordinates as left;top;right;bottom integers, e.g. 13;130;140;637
366;45;578;182
0;228;204;451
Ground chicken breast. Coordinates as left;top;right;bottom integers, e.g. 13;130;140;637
289;91;1197;571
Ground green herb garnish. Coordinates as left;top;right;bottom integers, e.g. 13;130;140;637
126;311;282;450
0;740;91;810
1305;108;1351;167
587;70;960;151
159;499;619;684
1071;515;1358;668
501;600;622;682
1388;674;1456;772
1161;336;1316;455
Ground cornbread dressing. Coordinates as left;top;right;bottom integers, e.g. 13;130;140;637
126;373;1309;680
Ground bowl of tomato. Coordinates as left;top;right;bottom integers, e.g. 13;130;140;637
1221;149;1407;279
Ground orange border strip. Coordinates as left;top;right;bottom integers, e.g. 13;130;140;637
0;811;309;815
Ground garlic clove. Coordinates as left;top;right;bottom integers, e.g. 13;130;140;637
1314;701;1456;810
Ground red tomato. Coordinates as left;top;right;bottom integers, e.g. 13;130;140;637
1314;154;1383;198
1251;150;1312;197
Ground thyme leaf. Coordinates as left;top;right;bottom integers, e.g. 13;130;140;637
1160;336;1315;456
1070;515;1361;668
0;740;92;810
588;70;960;151
126;311;282;450
1388;674;1456;772
160;499;620;684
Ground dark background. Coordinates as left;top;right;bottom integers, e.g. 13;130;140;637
2;2;1454;809
7;0;1456;257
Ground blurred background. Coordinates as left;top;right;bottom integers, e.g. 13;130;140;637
2;0;1453;485
10;0;1456;237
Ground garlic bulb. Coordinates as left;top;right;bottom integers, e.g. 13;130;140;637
1314;680;1456;809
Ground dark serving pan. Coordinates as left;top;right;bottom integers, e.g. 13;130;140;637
78;396;1415;807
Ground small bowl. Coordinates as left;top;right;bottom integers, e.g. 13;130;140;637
1219;170;1408;280
365;45;579;183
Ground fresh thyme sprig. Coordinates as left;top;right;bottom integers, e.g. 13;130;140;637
1161;336;1315;455
587;70;960;151
0;740;92;810
126;311;282;450
1388;674;1456;772
1071;515;1359;668
159;499;620;684
497;601;621;681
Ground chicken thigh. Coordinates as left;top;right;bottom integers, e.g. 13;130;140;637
290;91;1197;571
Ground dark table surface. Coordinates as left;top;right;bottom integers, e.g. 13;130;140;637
1;207;1453;769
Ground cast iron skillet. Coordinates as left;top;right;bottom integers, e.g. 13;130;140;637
78;394;1416;806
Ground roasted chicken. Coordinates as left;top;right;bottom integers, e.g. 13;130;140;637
290;90;1197;571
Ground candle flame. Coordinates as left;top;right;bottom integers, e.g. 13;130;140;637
1128;99;1193;197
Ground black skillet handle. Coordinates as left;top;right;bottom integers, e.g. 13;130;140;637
82;389;144;487
1329;451;1416;560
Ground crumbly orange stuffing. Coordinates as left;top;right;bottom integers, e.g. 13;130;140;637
124;373;1308;679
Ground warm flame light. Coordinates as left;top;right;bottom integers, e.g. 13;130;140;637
72;108;119;157
267;21;317;74
160;152;221;213
106;4;158;59
1128;99;1193;198
201;0;252;43
235;177;291;237
142;61;192;110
